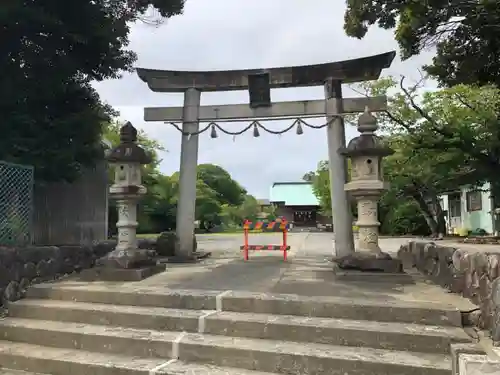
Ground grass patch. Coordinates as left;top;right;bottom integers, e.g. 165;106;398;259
137;233;160;239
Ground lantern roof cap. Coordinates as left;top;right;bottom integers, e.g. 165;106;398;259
106;122;152;164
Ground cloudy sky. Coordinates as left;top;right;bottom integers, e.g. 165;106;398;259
93;0;435;199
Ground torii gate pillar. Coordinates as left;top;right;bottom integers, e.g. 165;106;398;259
325;79;354;257
176;88;201;258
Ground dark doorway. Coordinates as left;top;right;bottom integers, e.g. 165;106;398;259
293;209;317;226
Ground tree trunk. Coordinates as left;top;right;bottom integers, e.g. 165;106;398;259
489;180;500;235
429;194;446;238
411;192;439;236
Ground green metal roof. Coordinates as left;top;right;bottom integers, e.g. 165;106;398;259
269;182;319;206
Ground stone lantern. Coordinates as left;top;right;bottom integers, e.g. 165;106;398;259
337;108;402;273
90;122;165;281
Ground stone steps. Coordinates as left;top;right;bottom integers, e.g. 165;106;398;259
8;298;470;354
0;341;274;375
26;283;463;326
0;318;452;375
0;372;46;375
0;282;472;374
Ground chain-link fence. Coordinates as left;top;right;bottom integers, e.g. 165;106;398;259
0;161;34;246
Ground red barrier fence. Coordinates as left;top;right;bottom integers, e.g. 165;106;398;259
239;218;290;261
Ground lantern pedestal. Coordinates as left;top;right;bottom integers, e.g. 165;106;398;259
80;263;166;282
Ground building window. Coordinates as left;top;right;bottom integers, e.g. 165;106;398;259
466;191;482;212
448;193;461;217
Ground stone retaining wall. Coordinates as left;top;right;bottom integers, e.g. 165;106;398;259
398;241;500;344
0;239;156;307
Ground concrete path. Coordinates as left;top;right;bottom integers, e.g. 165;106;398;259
66;233;475;311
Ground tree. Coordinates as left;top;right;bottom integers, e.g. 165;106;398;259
307;77;500;235
220;194;276;228
193;180;223;230
379;184;431;236
381;80;500;204
197;164;246;206
1;78;111;182
307;160;356;219
309;161;333;217
1;0;184;181
237;195;261;222
170;167;230;231
307;140;448;236
143;174;177;233
302;172;315;182
104;125;252;233
343;0;500;87
381;134;459;236
347;77;500;235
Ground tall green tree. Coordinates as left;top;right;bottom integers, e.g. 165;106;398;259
236;195;261;222
308;78;499;235
364;78;498;234
308;161;333;217
197;164;247;206
1;0;184;181
192;180;223;230
378;80;500;207
170;164;246;231
344;0;500;87
381;134;460;236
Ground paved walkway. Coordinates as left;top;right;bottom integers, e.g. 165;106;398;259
64;234;475;311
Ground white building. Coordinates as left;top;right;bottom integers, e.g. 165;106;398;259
439;183;496;235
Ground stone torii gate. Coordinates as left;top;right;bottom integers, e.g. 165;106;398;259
136;51;396;260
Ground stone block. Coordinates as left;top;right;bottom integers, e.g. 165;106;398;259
27;284;220;310
177;332;452;375
332;264;414;284
397;244;415;269
0;340;274;375
456;353;500;375
491;309;500;343
158;251;211;264
334;251;403;273
97;248;157;269
79;264;166;282
0;242;117;308
450;343;486;375
156;231;197;257
397;241;500;335
218;291;462;326
493;278;500;306
492;279;500;342
155;231;177;256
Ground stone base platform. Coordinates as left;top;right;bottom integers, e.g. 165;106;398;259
158;251;212;264
332;263;414;284
78;264;166;282
333;251;403;273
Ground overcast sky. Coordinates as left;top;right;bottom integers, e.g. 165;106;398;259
93;0;435;199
